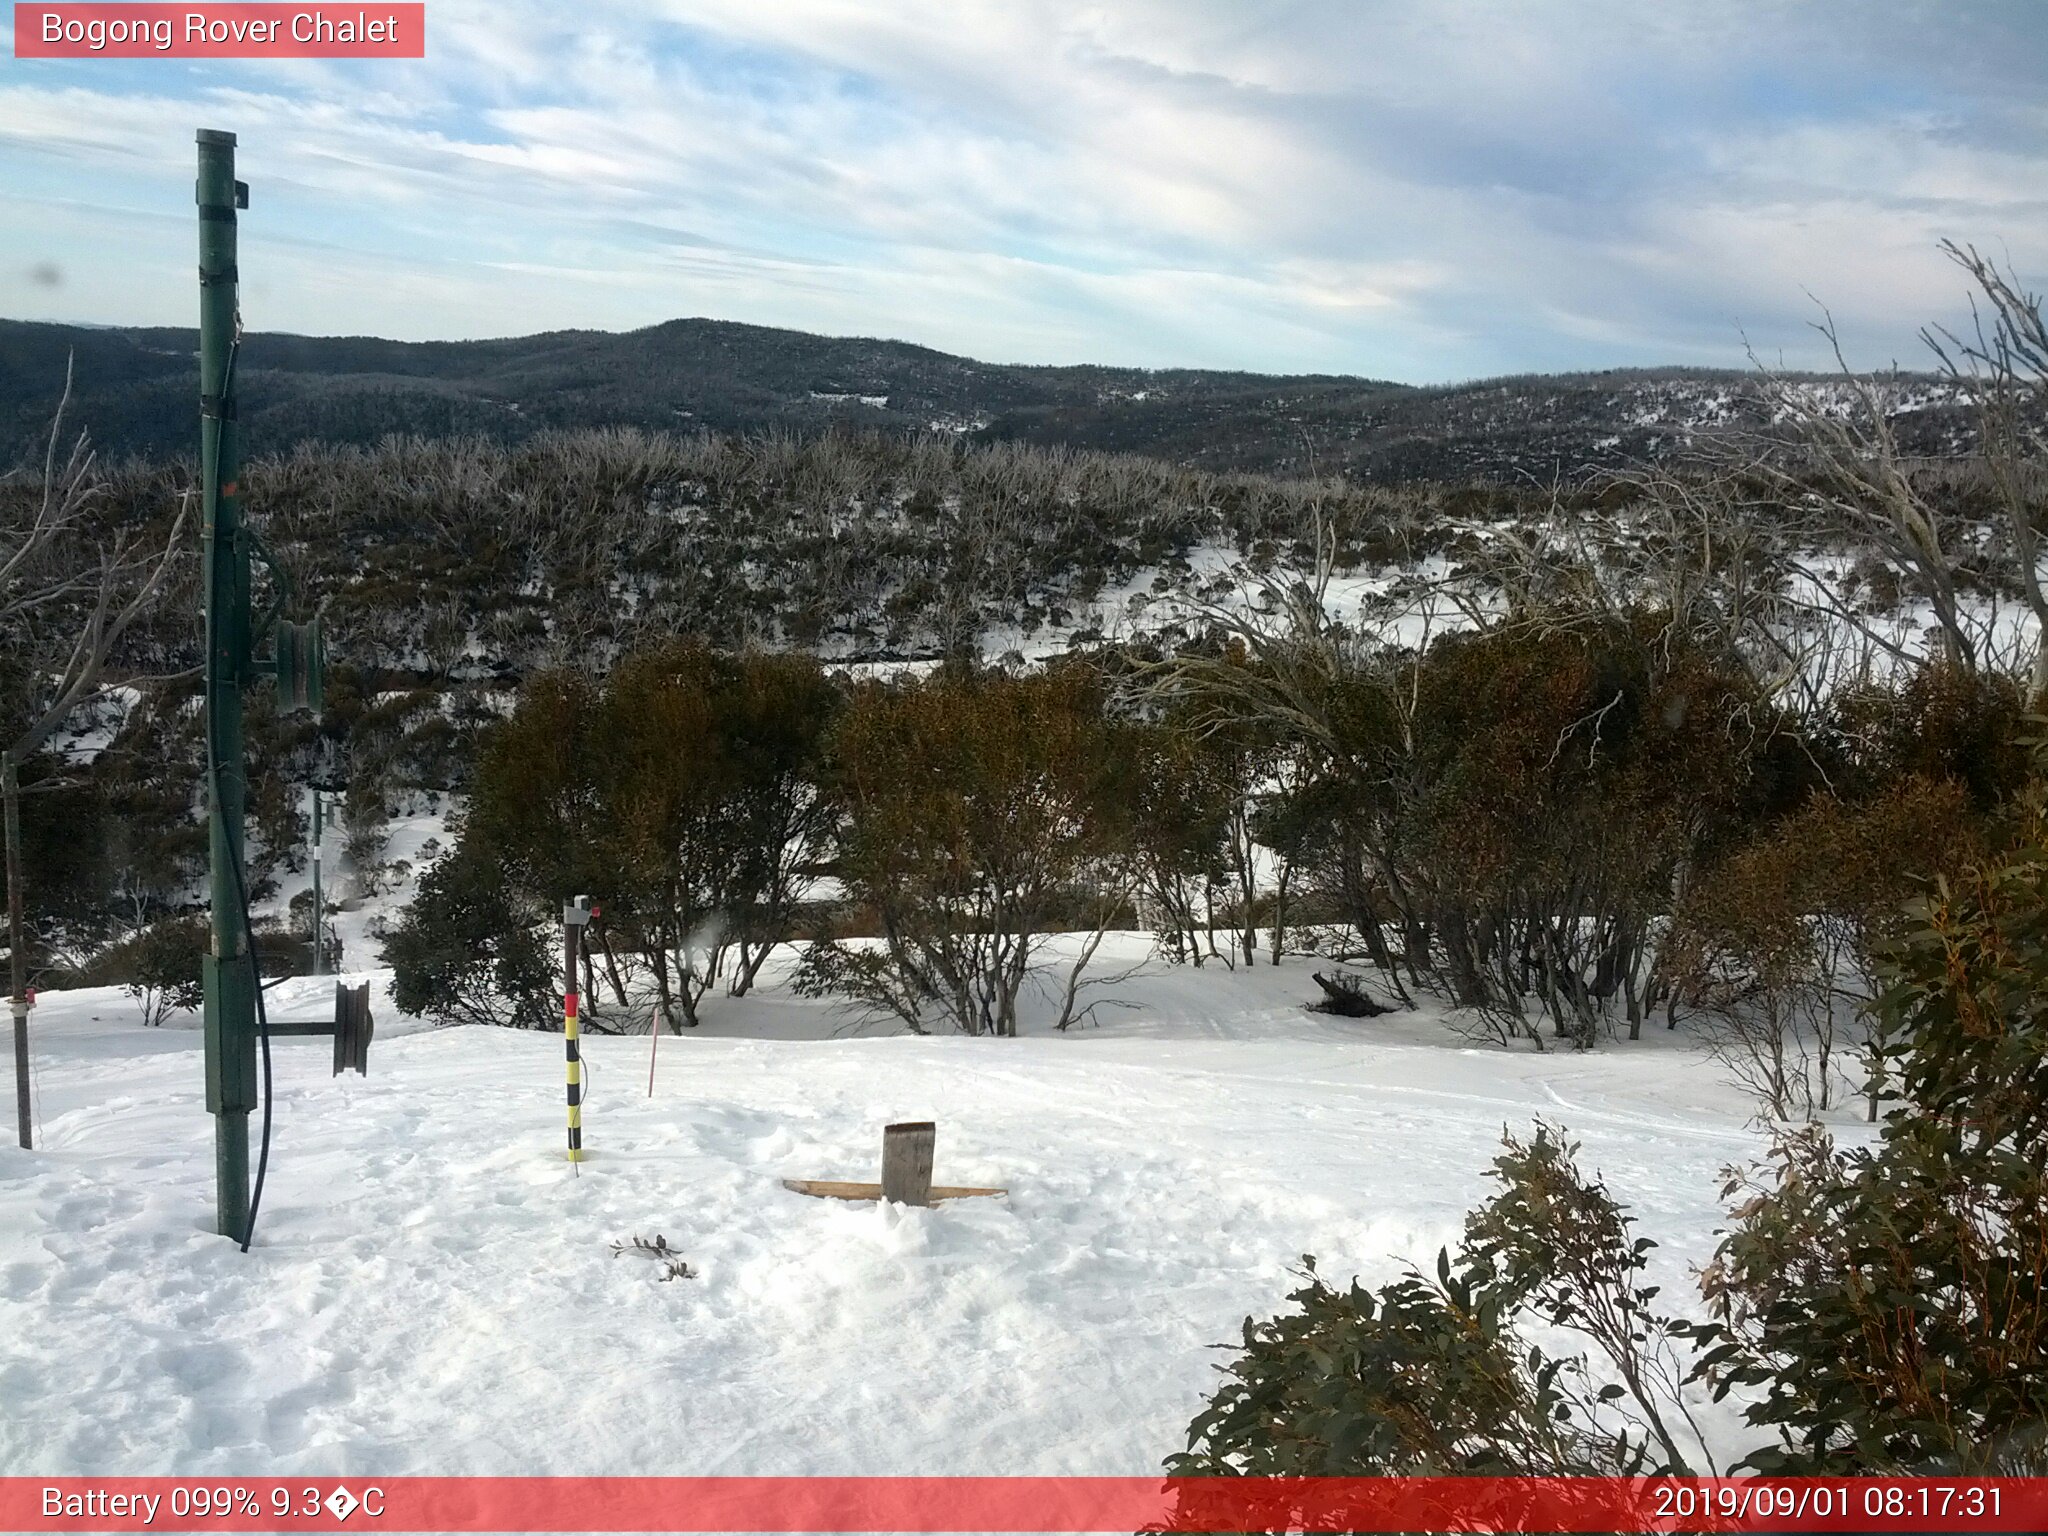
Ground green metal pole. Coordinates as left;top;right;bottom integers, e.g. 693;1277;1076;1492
198;128;256;1240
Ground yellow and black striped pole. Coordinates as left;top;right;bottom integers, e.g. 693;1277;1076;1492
563;896;593;1166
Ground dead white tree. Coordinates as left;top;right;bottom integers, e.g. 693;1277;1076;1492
1743;325;1986;679
3;365;188;1149
1923;241;2048;704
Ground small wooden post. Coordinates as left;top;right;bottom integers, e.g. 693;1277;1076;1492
881;1121;935;1207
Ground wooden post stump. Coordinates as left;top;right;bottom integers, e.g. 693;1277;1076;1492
782;1121;1005;1205
881;1121;935;1207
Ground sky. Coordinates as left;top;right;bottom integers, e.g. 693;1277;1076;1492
1;0;2044;382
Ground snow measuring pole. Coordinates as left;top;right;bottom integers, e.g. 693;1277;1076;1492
310;790;325;976
197;129;324;1241
563;896;593;1166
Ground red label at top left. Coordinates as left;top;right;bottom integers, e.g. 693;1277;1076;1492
14;5;427;57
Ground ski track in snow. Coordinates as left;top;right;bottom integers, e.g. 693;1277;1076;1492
0;939;1866;1477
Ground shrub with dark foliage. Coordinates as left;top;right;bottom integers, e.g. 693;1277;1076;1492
1171;1126;1708;1484
386;840;555;1030
120;915;207;1028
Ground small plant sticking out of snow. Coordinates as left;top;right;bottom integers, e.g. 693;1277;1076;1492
1306;970;1397;1018
609;1233;697;1281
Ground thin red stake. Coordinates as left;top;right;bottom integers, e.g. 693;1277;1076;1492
647;1011;661;1097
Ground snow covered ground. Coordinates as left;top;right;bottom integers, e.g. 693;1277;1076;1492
0;936;1865;1480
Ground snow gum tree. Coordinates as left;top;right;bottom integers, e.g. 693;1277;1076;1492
708;650;842;998
1;366;185;1148
801;663;1125;1036
1116;708;1239;968
397;643;838;1031
385;839;556;1031
1665;774;1981;1119
1150;598;1804;1046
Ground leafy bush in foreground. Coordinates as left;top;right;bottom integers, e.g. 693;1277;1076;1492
1175;798;2048;1476
1172;1127;1707;1479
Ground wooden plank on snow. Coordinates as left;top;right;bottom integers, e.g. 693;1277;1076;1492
780;1178;1007;1202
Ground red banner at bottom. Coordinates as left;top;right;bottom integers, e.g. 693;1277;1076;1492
8;1476;2045;1533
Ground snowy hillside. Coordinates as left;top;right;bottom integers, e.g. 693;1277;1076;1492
0;937;1868;1478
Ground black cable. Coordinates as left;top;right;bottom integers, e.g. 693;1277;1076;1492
225;808;273;1255
207;712;275;1255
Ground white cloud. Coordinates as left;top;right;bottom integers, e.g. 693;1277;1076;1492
0;0;2042;377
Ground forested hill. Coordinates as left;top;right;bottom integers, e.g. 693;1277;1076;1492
0;314;1971;481
0;316;1382;468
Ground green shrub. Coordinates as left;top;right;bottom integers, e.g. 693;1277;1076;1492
799;663;1124;1035
1172;1126;1705;1481
1665;776;1981;1117
1178;802;2048;1476
120;916;207;1027
386;840;555;1029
